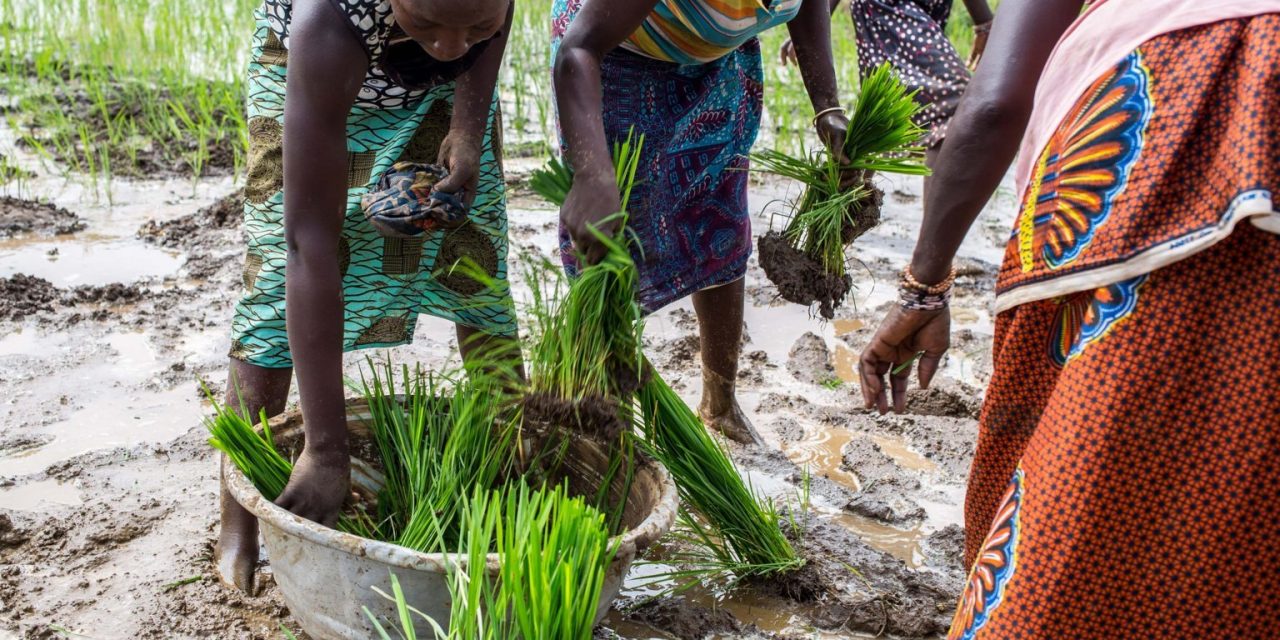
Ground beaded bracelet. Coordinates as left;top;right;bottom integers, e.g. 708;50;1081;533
901;265;956;295
974;21;993;35
899;287;952;311
899;265;956;311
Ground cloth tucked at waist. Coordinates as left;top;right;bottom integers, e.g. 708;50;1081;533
1014;0;1280;200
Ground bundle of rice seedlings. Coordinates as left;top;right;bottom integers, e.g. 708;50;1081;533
529;128;643;210
636;374;803;579
523;132;647;441
427;483;616;639
357;361;519;553
754;63;928;319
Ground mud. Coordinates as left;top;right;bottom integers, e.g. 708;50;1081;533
757;231;852;320
0;154;1021;638
0;274;59;321
0;197;84;237
608;596;783;640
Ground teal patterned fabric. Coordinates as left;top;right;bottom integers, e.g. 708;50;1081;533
229;8;516;369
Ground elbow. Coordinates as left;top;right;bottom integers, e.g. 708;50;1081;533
957;92;1033;138
552;39;595;88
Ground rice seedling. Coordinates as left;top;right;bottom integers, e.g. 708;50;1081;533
1;0;252;185
523;131;646;440
203;389;378;537
636;374;804;580
753;63;928;319
364;484;615;639
356;361;520;553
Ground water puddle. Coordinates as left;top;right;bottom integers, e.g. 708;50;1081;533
832;317;864;336
828;511;924;568
0;326;53;357
870;435;937;473
0;235;183;286
0;386;197;478
784;427;861;492
831;343;859;384
0;478;83;511
610;558;878;639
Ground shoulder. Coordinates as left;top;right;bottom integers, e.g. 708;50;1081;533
326;0;396;56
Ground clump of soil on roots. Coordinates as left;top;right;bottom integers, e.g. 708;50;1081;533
758;232;852;320
0;196;85;237
758;184;883;320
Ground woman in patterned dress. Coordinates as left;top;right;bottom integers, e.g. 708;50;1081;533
215;0;518;592
552;0;851;445
782;0;994;189
859;0;1280;636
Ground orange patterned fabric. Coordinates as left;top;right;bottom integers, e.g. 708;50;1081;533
994;16;1280;314
951;18;1280;640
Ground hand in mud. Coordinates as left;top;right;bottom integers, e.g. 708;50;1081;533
779;39;798;66
433;130;482;212
561;169;622;266
274;446;350;528
859;305;950;414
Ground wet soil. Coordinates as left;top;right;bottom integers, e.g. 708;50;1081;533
758;231;852;320
2;58;238;179
0;197;84;238
0;162;1019;638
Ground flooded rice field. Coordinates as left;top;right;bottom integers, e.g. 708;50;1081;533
0;114;1020;637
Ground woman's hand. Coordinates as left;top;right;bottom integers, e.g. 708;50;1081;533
274;441;352;528
433;130;483;211
561;169;622;265
859;305;950;414
779;39;798;66
815;111;852;165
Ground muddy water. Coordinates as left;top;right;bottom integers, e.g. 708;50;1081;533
0;233;184;286
0;478;83;510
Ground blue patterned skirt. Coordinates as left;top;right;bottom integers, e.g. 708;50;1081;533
552;0;764;312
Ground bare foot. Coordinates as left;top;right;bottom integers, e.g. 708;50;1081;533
700;395;764;446
215;477;259;594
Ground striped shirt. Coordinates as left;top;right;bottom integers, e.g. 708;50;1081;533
622;0;803;64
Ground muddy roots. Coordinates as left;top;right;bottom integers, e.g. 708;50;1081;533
759;182;884;319
758;231;852;320
523;392;629;444
841;182;884;244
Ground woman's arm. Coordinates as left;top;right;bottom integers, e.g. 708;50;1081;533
785;0;849;159
272;0;368;525
552;0;662;264
858;0;1085;414
911;0;1082;282
961;0;994;27
432;1;515;201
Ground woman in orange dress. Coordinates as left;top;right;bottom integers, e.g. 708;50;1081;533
859;0;1280;636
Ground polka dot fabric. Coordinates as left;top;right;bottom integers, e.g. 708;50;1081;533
261;0;424;110
850;0;969;147
952;17;1280;639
